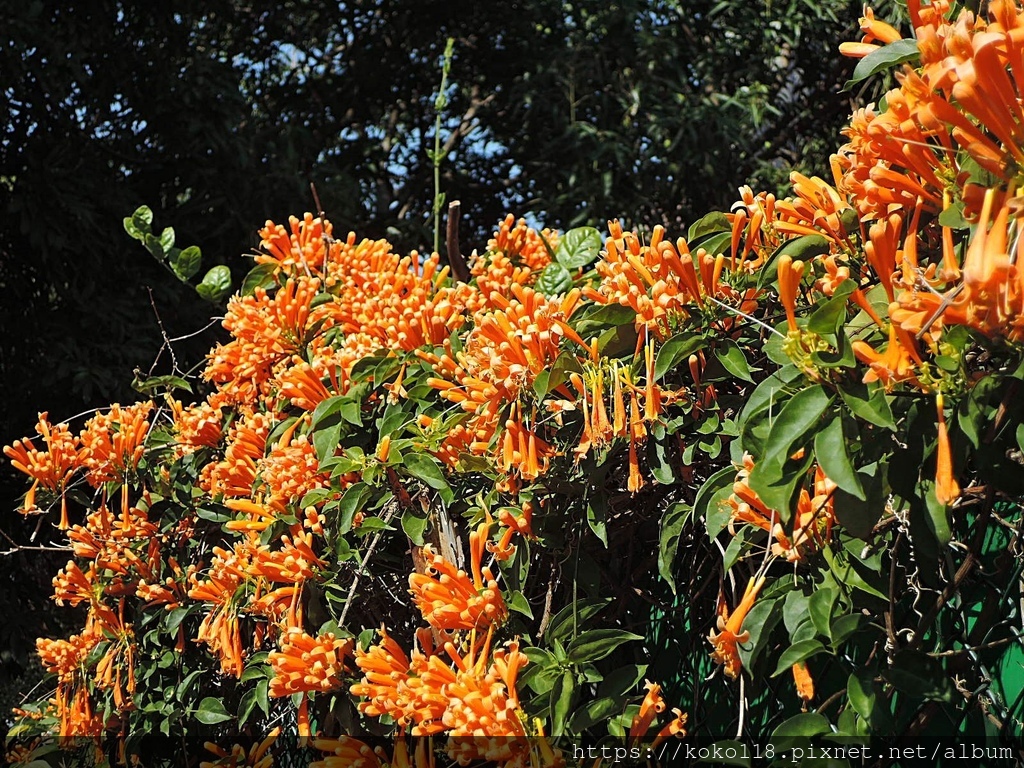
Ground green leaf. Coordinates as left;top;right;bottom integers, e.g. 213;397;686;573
846;38;920;88
241;262;278;296
771;640;826;676
808;587;837;639
195;697;232;725
131;205;153;232
833;461;885;539
748;451;813;525
830;613;865;646
569;697;622;732
688;211;730;242
240;665;267;684
695;466;737;539
550;670;575;735
839;381;895;429
758;235;830;289
123;216;142;240
847;672;876;720
172;245;202;281
238;688;259;725
739;364;802;424
882;650;953;702
144;232;166;259
337;483;372;534
770;712;832;741
596;664;648;700
573;303;637;339
822;544;887;600
566;629;643;664
256;678;270;715
403;453;451;496
761;385;832;468
693;230;732;258
737;597;782;671
354;516;394;533
508;590;534;618
807;279;855;336
159;226;175;252
196;265;233;303
532;370;550;399
654;333;705;380
547;350;584;393
311;395;347;462
196;506;231;523
783;590;811;635
545;599;610;644
647;436;675;484
555;226;603;269
714;340;754;383
401;508;428;546
132;373;193;395
597;322;638;358
811;330;856;369
658;502;690;593
814;417;865;499
587;494;608;546
165;606;190;634
536;262;573;295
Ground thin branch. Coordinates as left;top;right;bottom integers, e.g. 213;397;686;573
338;504;398;628
146;287;179;377
446;200;469;283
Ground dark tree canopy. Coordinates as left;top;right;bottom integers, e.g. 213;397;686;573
0;0;869;708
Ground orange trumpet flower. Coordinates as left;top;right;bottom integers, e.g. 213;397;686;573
708;574;767;678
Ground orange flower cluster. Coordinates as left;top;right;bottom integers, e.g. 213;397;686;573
257;213;335;276
409;523;508;631
36;487;169;730
78;401;153;488
260;433;328;504
469;214;557;311
836;2;1024;220
269;629;353;697
628;681;688;751
322;244;471;354
188;525;327;675
169;398;224;454
3;412;78;521
188;545;249;676
346;514;565;768
205;277;321;406
727;454;838;563
708;574;766;679
37;630;101;684
838;5;905;59
200;728;281;768
351;628;550;767
421;284;585;480
585;221;758;338
487;502;535;561
567;354;666;492
311;736;388;768
894;189;1024;343
201;410;274;498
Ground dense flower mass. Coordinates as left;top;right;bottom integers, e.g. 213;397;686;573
9;1;1024;763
